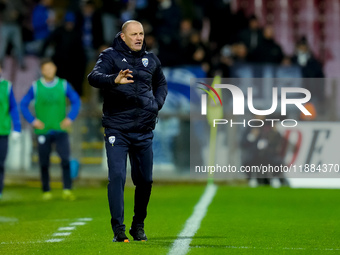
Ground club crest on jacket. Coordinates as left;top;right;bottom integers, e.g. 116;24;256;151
142;58;148;67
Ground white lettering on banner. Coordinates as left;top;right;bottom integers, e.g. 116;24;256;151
276;122;340;189
212;119;297;128
201;84;312;116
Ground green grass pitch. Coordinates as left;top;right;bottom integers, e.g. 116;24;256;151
1;184;340;254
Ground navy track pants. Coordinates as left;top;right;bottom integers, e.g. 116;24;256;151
37;132;72;192
104;128;153;234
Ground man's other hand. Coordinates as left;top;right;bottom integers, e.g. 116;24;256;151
33;119;45;130
60;118;72;129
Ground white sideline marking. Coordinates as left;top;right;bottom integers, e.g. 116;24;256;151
78;218;93;221
0;216;18;223
1;241;42;245
1;217;93;245
58;227;75;231
44;218;91;243
45;239;64;243
168;184;218;255
191;245;340;251
53;232;71;236
70;222;86;226
53;219;75;222
0;240;338;252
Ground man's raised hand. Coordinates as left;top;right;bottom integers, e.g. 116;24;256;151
115;69;134;84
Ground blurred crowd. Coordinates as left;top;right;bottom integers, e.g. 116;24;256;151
0;0;334;189
0;0;325;98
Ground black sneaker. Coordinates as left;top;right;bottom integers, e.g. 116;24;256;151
129;227;148;241
113;231;130;242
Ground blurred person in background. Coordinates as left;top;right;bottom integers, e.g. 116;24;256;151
100;0;122;45
219;42;248;77
145;32;159;55
238;15;264;62
134;0;152;20
241;115;287;188
291;37;325;107
291;37;324;78
256;25;284;64
142;20;159;54
179;18;211;72
206;0;235;50
0;0;26;69
182;30;210;72
41;12;86;96
153;0;182;66
88;20;167;242
76;0;104;63
120;0;136;23
30;0;55;56
20;59;81;201
179;18;194;51
0;66;21;200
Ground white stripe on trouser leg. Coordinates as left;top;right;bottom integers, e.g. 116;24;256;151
168;184;218;255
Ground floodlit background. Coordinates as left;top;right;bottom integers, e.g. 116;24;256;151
3;0;340;186
2;0;340;183
1;0;340;254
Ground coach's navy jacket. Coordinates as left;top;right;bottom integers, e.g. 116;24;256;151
88;33;167;132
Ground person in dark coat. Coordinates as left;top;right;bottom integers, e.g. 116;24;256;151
41;12;86;96
152;0;182;66
257;25;284;64
291;37;325;105
241;116;286;187
0;0;26;68
88;20;167;243
238;15;264;62
75;0;104;62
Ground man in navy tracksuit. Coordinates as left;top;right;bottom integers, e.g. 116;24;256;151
88;20;167;242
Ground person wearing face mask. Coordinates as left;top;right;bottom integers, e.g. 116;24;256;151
88;20;167;243
0;66;21;200
291;37;325;107
291;37;324;78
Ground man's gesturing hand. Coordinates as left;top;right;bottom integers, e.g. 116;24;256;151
115;69;134;84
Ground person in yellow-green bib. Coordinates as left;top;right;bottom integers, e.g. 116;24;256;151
0;66;21;200
21;59;81;201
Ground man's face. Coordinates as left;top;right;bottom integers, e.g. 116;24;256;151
121;23;144;52
41;62;57;80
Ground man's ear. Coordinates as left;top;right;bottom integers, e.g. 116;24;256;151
120;33;125;42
